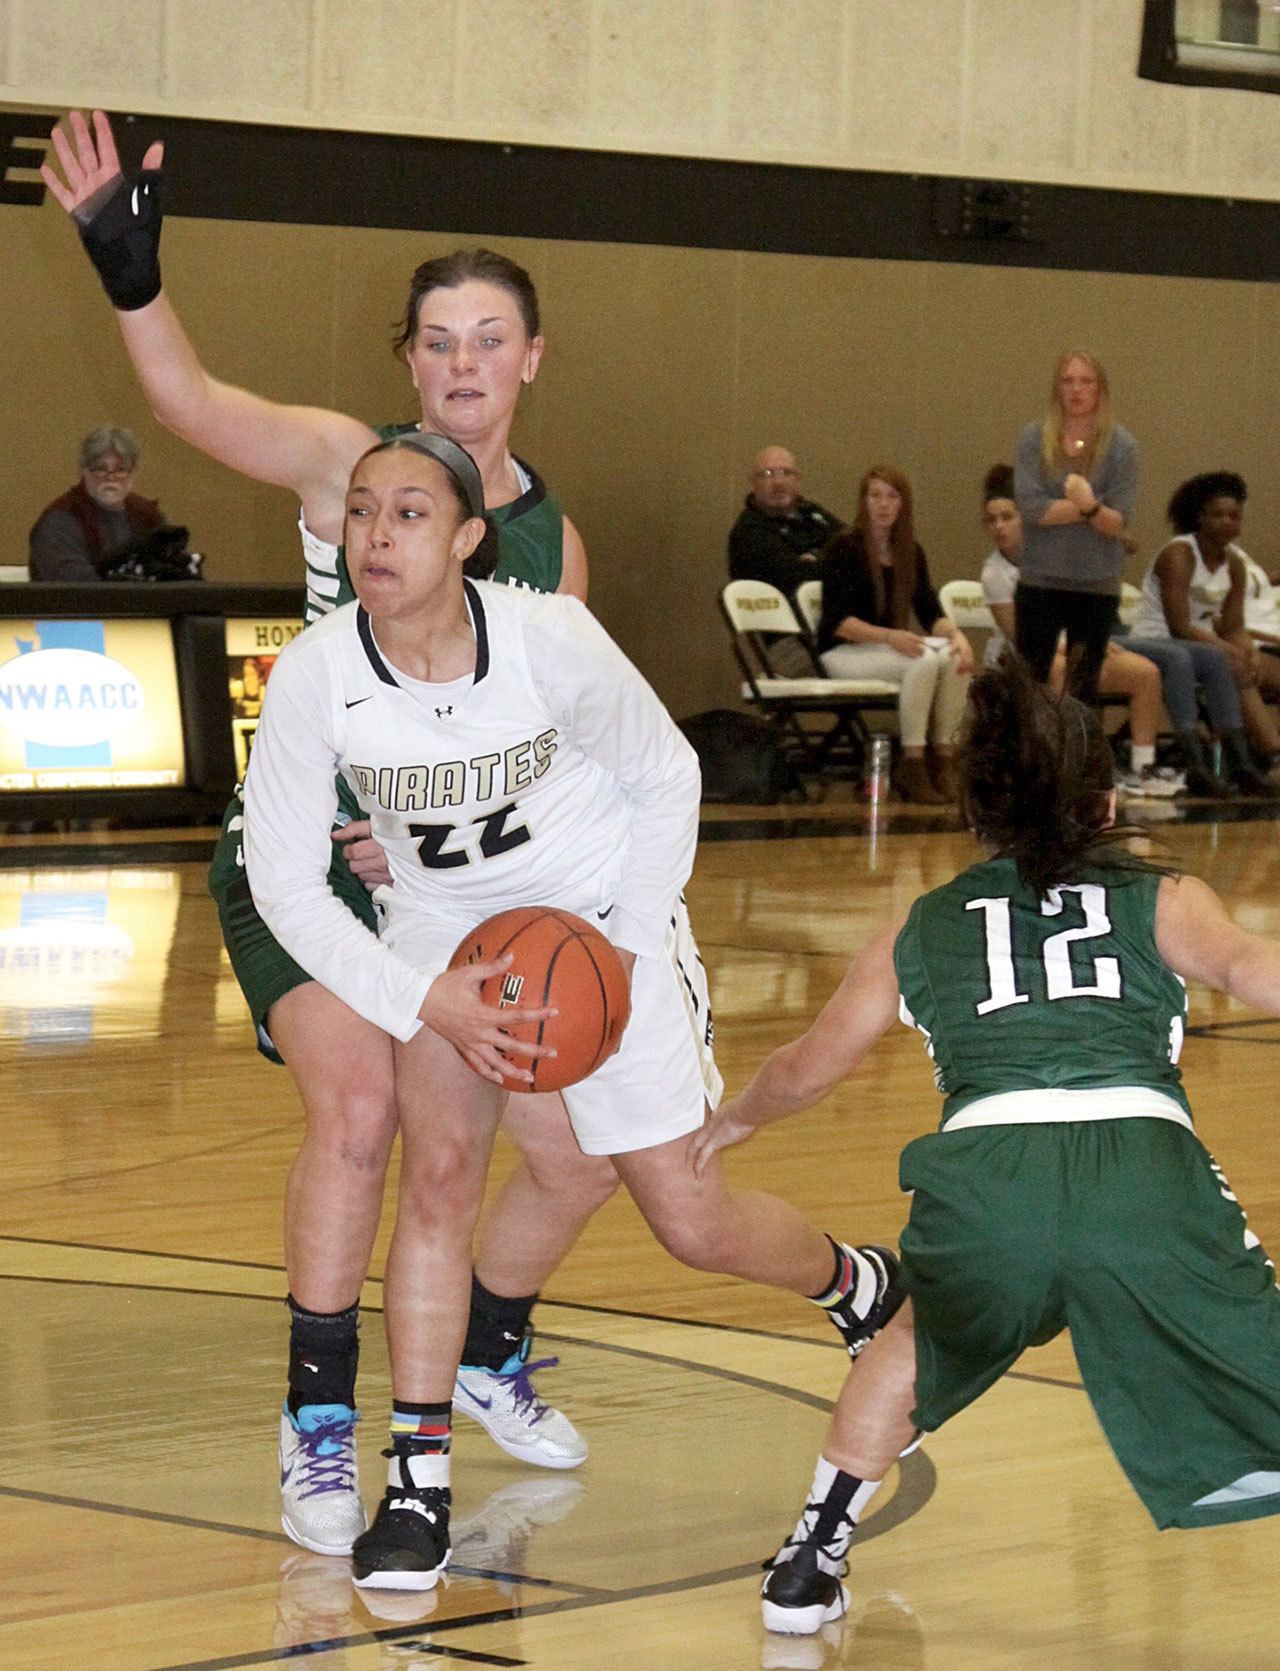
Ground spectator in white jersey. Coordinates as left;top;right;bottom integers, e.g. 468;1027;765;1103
244;434;904;1594
1125;473;1276;794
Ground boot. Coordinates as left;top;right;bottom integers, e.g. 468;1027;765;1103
896;754;948;806
1173;731;1236;799
928;747;962;803
1221;730;1274;797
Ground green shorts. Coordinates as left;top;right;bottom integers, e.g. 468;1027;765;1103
207;779;378;1065
899;1117;1280;1530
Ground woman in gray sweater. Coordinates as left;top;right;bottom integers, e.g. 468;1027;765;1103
1013;351;1138;701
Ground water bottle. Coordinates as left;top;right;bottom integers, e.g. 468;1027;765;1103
865;733;892;804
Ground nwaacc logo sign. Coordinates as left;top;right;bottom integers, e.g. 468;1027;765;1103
0;648;145;749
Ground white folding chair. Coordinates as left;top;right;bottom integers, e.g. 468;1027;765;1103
719;580;898;778
794;577;822;638
938;578;994;633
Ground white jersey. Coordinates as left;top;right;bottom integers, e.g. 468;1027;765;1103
299;513;342;623
1130;534;1239;640
243;580;701;1043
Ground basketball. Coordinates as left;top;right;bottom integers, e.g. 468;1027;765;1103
449;906;632;1093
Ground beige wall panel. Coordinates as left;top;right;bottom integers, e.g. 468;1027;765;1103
456;0;589;135
733;251;930;520
1238;286;1280;568
13;0;164;104
967;0;1083;177
723;0;846;158
316;0;456;128
10;184;1280;714
1196;82;1280;198
846;0;966;167
8;1;1280;203
0;2;11;87
1084;4;1196;185
513;239;743;718
587;0;722;152
163;0;313;116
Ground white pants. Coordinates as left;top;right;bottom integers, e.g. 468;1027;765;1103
820;641;970;749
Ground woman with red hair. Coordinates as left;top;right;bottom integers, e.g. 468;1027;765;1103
817;467;973;804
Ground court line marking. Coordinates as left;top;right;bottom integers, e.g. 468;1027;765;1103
0;1267;937;1667
0;1236;1087;1394
142;1461;938;1671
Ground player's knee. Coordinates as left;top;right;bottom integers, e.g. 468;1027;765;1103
644;1206;726;1272
400;1141;485;1228
531;1146;619;1210
305;1088;397;1175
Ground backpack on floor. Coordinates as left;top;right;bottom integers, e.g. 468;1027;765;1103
678;709;805;805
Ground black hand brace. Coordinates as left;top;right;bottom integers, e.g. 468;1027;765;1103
73;168;164;311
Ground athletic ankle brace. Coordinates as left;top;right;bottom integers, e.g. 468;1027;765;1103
286;1295;360;1412
462;1272;538;1370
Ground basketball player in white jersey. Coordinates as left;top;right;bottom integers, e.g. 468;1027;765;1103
244;433;905;1590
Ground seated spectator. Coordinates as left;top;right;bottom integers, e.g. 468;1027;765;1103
727;446;842;679
978;465;1175;798
1124;471;1272;795
1244;554;1280;650
29;426;167;581
818;465;972;805
728;446;842;595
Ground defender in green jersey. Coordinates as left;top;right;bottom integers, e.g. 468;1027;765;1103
695;657;1280;1638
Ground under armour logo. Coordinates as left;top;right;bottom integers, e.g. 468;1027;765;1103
435;705;453;718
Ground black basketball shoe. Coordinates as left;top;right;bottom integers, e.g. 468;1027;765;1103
351;1450;450;1592
825;1244;906;1359
761;1542;850;1636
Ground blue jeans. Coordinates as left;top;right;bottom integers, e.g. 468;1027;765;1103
1117;636;1242;732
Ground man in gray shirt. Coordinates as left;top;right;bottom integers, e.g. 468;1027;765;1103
29;426;168;581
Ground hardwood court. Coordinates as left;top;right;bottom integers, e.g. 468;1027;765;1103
2;808;1279;1669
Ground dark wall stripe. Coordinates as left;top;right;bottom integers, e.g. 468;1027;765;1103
4;100;1280;285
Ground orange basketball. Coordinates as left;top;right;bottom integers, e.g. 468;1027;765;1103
449;906;632;1093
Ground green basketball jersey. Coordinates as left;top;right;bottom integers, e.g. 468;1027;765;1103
894;856;1189;1127
332;425;565;605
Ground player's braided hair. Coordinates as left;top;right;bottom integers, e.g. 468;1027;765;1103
958;653;1161;900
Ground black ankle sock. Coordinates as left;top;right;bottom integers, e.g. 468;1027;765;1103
460;1272;538;1370
286;1294;360;1414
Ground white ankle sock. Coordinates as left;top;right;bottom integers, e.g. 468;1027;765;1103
1131;744;1156;772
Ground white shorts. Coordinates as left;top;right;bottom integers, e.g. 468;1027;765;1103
386;894;722;1156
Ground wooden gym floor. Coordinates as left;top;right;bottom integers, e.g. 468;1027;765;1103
1;800;1278;1670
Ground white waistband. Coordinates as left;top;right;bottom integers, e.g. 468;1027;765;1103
942;1086;1192;1133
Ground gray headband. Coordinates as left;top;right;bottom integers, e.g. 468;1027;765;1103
384;431;485;520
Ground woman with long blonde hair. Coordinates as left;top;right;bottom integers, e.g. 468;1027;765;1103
1013;351;1138;701
817;466;972;804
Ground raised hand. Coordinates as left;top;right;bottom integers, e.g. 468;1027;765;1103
43;109;162;218
42;109;166;310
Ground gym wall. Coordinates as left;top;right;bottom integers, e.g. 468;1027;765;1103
4;0;1280;718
